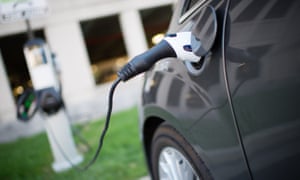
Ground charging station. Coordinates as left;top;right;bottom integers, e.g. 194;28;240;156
23;38;83;172
1;0;84;172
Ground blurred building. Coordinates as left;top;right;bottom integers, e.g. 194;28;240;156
0;0;175;124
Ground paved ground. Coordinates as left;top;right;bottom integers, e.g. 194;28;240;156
0;77;143;143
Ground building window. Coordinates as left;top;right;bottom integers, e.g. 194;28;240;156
140;5;173;47
0;30;45;100
80;15;127;85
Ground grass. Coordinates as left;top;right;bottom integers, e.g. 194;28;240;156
0;107;148;180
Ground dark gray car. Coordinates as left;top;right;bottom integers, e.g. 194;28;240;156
139;0;300;179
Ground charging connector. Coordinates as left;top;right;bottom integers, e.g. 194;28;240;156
118;31;202;81
118;40;176;81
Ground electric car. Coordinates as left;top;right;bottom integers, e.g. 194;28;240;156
139;0;300;179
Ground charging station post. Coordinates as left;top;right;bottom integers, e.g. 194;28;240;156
2;0;84;172
23;38;83;172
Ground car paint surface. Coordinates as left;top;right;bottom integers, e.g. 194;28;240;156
139;0;300;179
226;0;300;179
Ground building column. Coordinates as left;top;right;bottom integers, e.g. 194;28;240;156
119;9;148;58
0;50;16;123
44;21;95;104
119;10;148;116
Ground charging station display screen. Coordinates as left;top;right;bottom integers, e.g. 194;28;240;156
25;45;48;68
23;38;59;90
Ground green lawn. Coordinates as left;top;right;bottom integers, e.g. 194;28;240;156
0;107;148;180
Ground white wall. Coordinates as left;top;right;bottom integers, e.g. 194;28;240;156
0;0;175;37
45;21;95;104
119;10;148;58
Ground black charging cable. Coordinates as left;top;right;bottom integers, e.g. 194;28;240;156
74;39;177;170
67;33;191;170
47;32;200;171
46;77;122;171
61;41;167;170
81;77;122;170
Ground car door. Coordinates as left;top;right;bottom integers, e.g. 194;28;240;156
225;0;300;179
148;0;252;179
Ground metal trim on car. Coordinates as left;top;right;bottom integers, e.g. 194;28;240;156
179;0;211;24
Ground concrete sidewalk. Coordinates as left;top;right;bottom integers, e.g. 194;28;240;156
0;77;143;143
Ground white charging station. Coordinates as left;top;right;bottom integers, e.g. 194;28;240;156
0;0;83;172
23;38;83;172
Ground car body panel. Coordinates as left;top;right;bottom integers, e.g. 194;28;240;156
140;0;300;179
225;0;300;179
140;0;251;179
